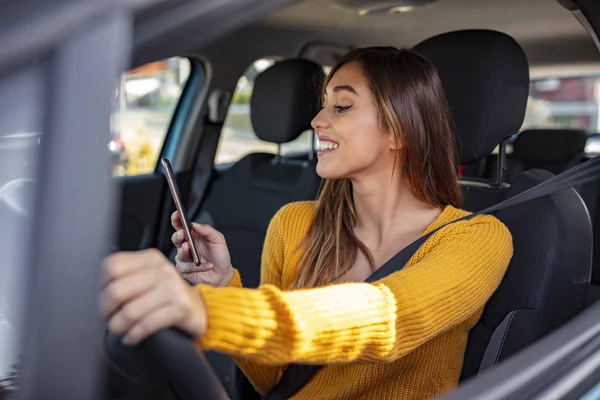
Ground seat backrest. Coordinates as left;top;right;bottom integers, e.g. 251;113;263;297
414;30;592;379
200;59;325;288
489;128;588;181
501;129;598;267
511;128;587;174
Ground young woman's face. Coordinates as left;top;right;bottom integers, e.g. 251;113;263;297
311;61;398;180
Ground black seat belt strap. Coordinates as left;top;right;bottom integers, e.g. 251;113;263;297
264;156;600;400
264;216;474;400
187;89;231;221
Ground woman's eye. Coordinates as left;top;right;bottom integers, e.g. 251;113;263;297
334;105;352;113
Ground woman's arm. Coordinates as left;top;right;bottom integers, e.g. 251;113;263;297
217;207;287;395
196;214;513;366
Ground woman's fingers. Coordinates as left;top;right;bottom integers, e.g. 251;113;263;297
122;305;181;346
178;261;214;275
176;242;192;263
107;288;170;337
171;229;185;248
173;217;226;248
171;211;183;230
191;223;225;244
100;269;158;319
101;249;208;345
101;251;143;285
100;249;166;316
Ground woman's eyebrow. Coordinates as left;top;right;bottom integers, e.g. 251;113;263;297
332;85;358;95
324;85;358;97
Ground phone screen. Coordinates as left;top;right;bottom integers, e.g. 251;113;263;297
161;157;201;266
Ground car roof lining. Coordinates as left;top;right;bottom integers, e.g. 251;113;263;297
128;0;600;124
133;0;598;67
133;0;597;88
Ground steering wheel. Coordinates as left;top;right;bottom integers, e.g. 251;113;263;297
103;328;230;400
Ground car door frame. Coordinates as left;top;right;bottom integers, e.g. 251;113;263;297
0;2;133;399
113;55;208;253
0;0;303;399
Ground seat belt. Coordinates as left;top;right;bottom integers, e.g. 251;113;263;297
264;155;600;400
186;120;222;221
186;89;231;223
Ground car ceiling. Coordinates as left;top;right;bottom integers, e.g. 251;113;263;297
129;0;599;92
262;0;587;47
193;0;597;86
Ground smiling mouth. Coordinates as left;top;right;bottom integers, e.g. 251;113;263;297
317;140;339;155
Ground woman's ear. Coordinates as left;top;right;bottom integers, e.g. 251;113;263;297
388;133;403;151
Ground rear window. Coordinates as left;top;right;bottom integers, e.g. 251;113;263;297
215;58;327;166
522;74;600;155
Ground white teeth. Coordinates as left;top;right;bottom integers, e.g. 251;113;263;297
318;141;339;151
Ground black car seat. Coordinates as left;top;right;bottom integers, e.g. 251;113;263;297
482;128;600;306
192;59;324;398
414;29;592;380
485;128;588;182
510;128;587;176
194;58;325;289
496;129;600;305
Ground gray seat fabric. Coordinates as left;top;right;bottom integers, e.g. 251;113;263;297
414;29;592;380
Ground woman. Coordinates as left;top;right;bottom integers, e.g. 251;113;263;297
100;47;513;399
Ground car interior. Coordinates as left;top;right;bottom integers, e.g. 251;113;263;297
3;0;600;399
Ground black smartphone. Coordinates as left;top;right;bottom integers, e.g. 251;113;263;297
161;157;201;266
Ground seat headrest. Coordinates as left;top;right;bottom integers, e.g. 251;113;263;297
413;30;530;164
250;59;325;144
513;129;588;163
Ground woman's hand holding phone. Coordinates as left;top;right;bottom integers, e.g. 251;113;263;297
171;211;234;287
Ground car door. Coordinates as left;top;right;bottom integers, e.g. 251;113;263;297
111;56;206;253
0;0;298;399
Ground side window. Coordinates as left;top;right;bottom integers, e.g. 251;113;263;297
110;57;192;176
215;58;324;166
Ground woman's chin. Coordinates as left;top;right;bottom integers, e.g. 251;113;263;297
316;163;345;180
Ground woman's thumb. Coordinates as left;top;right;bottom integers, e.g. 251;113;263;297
191;223;224;243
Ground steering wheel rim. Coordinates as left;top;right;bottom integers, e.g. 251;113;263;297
104;328;230;400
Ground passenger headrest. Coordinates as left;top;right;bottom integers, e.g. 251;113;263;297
250;59;325;144
413;30;530;164
513;129;588;163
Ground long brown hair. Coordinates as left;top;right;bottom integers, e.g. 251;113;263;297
291;47;461;289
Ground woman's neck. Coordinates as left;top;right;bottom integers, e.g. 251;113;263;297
351;172;440;247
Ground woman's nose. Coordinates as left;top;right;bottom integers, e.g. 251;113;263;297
311;108;328;131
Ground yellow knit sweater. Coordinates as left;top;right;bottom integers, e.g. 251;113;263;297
196;201;513;399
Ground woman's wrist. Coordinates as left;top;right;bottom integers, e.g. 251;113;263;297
184;285;208;340
218;266;235;288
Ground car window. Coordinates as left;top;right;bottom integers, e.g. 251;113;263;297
522;74;600;155
111;57;191;176
0;65;44;396
215;58;326;165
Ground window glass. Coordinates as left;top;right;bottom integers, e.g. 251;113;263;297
522;74;600;155
0;65;44;396
215;58;326;165
110;57;191;176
